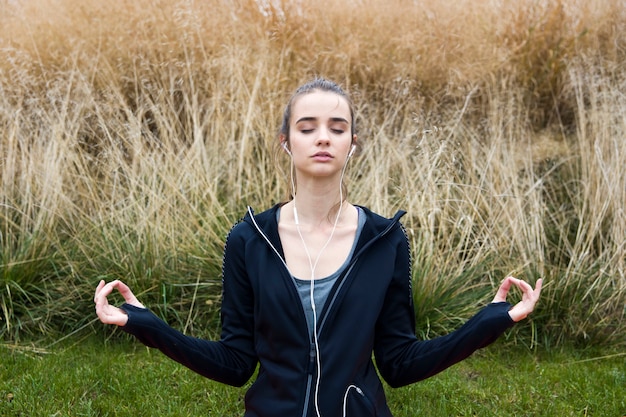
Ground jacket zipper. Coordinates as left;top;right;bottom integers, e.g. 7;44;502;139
302;373;313;417
301;341;319;417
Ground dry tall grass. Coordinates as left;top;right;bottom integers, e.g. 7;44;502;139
1;0;624;345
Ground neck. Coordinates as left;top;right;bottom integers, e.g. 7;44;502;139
289;176;347;227
291;195;345;227
289;160;349;226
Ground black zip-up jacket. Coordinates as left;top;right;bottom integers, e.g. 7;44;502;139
121;204;515;416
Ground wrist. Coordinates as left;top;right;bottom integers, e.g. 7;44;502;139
508;309;527;322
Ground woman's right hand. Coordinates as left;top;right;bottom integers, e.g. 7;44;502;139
94;280;145;326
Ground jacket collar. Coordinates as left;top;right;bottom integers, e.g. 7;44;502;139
243;203;406;256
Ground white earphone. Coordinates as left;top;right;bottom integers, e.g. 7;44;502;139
282;142;292;156
348;144;356;158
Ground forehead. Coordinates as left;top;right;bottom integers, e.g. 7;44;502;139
291;91;351;122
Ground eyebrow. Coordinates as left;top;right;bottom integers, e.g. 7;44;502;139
295;116;350;124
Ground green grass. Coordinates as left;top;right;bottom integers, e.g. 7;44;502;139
1;336;624;416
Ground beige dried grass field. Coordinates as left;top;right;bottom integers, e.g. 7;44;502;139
0;0;624;346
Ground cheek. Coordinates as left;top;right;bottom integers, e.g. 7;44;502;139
288;133;309;151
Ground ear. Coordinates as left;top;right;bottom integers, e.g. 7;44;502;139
351;135;358;155
279;135;291;155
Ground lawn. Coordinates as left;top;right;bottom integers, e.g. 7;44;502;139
1;336;624;416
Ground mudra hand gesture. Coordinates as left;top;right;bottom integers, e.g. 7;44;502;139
94;280;145;327
493;277;543;322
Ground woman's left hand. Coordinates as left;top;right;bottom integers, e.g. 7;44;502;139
493;277;543;322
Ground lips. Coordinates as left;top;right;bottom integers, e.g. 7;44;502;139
312;152;333;158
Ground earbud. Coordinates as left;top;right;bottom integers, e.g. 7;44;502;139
348;144;356;158
282;142;292;156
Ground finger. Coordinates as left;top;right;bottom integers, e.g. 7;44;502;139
518;278;542;303
114;280;145;308
95;280;118;302
94;279;105;302
492;276;516;303
509;278;543;322
115;281;136;302
94;280;123;312
513;278;533;296
94;291;110;312
527;278;543;305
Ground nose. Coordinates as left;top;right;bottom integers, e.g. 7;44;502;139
315;126;331;146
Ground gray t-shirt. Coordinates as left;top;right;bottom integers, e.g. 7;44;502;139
280;207;365;337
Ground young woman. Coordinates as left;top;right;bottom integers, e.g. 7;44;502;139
94;78;542;417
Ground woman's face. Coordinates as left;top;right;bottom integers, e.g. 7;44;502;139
284;91;356;179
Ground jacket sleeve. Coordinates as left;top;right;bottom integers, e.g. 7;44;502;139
373;227;515;388
120;223;258;387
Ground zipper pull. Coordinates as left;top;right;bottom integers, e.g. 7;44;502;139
307;343;316;374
